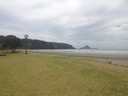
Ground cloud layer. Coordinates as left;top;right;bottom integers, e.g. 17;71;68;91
0;0;128;48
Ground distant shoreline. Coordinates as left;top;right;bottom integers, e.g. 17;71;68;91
19;49;128;67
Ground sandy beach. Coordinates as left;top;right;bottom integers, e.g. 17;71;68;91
20;49;128;67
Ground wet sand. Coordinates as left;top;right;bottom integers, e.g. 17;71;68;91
21;49;128;67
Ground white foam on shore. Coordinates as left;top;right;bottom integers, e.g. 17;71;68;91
30;49;128;54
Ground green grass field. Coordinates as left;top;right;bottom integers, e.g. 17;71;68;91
0;51;128;96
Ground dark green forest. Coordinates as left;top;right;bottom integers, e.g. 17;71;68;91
0;35;75;49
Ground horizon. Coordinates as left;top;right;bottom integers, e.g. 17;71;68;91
0;0;128;49
1;35;128;50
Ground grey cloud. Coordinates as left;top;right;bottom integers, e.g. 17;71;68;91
116;25;121;27
71;20;107;39
0;0;128;49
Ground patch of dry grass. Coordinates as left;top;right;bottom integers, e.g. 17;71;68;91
0;50;128;96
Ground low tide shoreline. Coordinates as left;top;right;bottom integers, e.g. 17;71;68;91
20;49;128;67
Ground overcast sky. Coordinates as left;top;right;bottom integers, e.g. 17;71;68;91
0;0;128;49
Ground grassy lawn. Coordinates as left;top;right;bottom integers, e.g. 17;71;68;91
0;50;128;96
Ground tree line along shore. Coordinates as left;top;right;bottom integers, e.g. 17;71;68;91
0;35;75;52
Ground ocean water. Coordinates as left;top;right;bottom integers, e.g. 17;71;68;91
35;49;128;53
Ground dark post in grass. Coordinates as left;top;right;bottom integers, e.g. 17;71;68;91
24;34;28;54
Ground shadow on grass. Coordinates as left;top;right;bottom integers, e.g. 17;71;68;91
0;50;21;56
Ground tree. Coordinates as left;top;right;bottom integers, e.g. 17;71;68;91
24;34;29;54
3;35;22;53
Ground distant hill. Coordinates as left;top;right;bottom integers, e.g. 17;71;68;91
80;45;98;49
21;39;75;49
49;42;75;49
0;35;75;49
80;45;91;49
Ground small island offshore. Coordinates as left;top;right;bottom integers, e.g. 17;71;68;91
80;45;98;49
